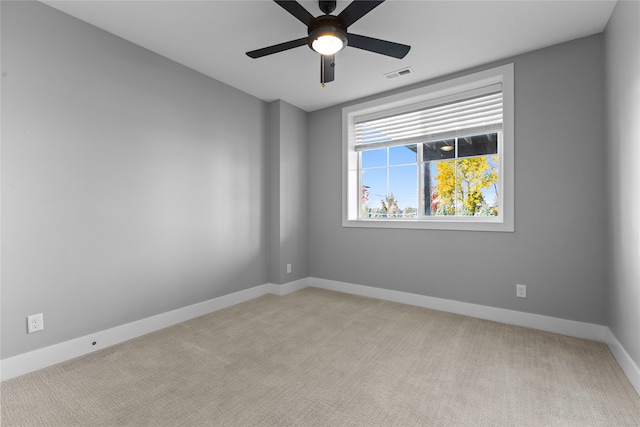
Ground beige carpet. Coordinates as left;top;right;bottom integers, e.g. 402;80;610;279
2;288;639;426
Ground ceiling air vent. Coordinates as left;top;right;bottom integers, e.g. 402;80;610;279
384;67;414;80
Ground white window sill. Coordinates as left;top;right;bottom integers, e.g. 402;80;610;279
342;218;514;232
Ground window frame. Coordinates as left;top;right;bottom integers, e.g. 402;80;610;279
342;64;514;232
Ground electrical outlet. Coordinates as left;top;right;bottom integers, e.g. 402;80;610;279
287;264;292;274
516;284;527;298
27;313;44;333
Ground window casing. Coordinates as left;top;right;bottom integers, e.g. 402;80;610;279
343;64;514;231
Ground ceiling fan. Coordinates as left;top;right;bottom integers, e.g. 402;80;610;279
246;0;411;87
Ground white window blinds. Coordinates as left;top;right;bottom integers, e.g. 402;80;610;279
355;84;503;151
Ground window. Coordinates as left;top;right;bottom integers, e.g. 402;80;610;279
343;64;514;231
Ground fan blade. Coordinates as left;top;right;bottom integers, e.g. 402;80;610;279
246;37;308;58
338;0;385;27
347;33;410;59
274;0;315;27
321;54;335;84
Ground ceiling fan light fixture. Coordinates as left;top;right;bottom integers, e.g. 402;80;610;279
312;34;345;55
309;22;348;55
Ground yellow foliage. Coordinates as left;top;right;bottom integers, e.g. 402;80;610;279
435;157;498;215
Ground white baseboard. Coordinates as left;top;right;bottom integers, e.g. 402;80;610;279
606;328;640;396
266;277;310;296
1;280;308;382
310;277;607;342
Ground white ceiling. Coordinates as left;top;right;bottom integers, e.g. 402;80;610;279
42;0;616;112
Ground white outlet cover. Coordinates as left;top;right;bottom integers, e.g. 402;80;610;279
27;313;44;333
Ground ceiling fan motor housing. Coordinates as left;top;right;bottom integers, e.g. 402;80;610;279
319;0;337;14
308;15;348;52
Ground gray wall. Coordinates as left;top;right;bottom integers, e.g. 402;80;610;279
308;35;608;325
2;0;630;367
1;1;274;359
267;101;309;285
605;0;640;369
